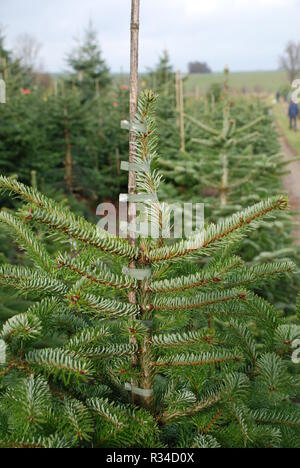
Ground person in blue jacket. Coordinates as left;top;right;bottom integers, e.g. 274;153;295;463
289;100;299;130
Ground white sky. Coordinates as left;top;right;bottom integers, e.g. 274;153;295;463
0;0;299;72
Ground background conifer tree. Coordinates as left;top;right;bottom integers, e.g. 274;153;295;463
67;21;111;101
0;28;33;94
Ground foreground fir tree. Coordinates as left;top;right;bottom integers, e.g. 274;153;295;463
0;92;299;448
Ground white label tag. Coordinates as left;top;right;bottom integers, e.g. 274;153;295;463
120;161;151;174
0;340;7;364
122;267;152;280
124;383;153;397
0;79;6;104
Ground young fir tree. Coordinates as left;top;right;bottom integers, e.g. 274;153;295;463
148;51;175;93
91;84;130;201
38;84;99;198
0;91;299;449
67;21;111;102
0;29;33;95
176;68;267;209
160;69;280;210
146;51;180;163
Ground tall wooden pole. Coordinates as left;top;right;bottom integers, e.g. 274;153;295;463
128;0;140;305
128;0;140;402
220;152;228;207
175;71;180;127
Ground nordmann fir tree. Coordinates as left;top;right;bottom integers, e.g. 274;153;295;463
0;91;299;448
184;67;266;209
67;21;111;102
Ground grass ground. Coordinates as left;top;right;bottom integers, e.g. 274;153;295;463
185;70;288;95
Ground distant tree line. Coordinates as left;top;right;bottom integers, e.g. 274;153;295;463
280;41;300;83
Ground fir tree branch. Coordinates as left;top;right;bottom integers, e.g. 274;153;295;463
65;327;111;351
1;313;42;342
226;320;258;364
152;350;242;368
160;392;222;423
0;265;68;296
192;434;221;448
0;265;36;287
234;115;265;136
149;269;223;293
23;206;138;261
184;113;220;136
152;329;213;348
153;289;247;312
0;176;58;210
191;138;216;147
148;257;247;293
145;197;288;263
57;253;138;291
87;398;129;428
252;409;300;429
77;292;140;319
149;258;294;296
25;349;95;382
0;435;71;449
82;343;138;359
0;211;54;272
222;261;296;289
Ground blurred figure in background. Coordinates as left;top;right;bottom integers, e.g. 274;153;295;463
289;100;299;130
276;91;280;103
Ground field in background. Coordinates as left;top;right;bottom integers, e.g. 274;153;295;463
185;70;288;95
111;70;289;95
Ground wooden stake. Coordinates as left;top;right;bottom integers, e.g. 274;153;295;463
211;93;215;113
30;170;37;190
220;152;228;207
128;0;140;403
175;71;180;127
128;0;140;302
179;76;185;152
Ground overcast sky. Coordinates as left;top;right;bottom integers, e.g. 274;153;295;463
0;0;299;73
